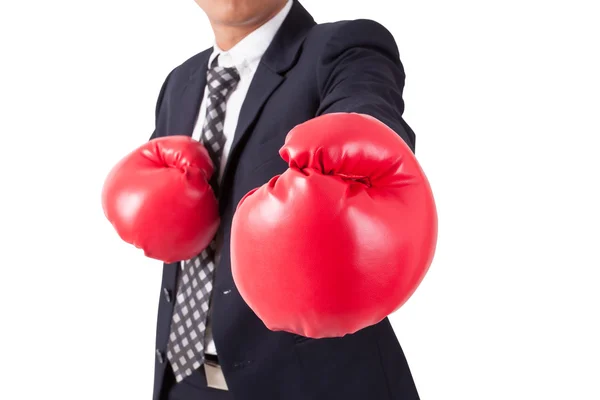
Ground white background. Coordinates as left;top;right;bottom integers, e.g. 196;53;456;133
1;0;599;399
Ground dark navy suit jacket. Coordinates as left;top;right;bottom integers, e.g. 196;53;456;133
150;1;419;398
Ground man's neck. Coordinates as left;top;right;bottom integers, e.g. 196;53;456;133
210;2;287;51
211;24;261;51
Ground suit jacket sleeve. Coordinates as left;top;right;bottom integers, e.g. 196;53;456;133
316;19;416;152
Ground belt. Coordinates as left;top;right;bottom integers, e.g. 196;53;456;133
205;353;220;365
204;354;229;391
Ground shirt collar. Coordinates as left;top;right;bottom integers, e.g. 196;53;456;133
208;0;292;71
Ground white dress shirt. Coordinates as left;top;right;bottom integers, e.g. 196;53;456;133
182;0;293;356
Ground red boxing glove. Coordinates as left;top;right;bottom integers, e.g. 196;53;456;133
231;113;437;338
102;136;219;263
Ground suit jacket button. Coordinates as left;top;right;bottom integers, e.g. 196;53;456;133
156;349;165;364
163;288;172;303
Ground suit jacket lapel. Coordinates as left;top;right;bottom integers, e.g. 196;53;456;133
229;67;284;151
173;51;211;136
220;0;316;196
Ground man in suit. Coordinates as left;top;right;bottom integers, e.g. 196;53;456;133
150;0;419;398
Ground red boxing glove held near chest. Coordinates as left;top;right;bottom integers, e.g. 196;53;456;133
231;113;437;338
102;136;219;263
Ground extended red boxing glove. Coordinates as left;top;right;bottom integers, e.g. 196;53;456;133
231;113;437;338
102;136;219;263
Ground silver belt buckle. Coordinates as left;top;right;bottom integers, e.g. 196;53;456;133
205;358;229;391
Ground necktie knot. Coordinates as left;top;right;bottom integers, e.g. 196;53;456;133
207;66;240;100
